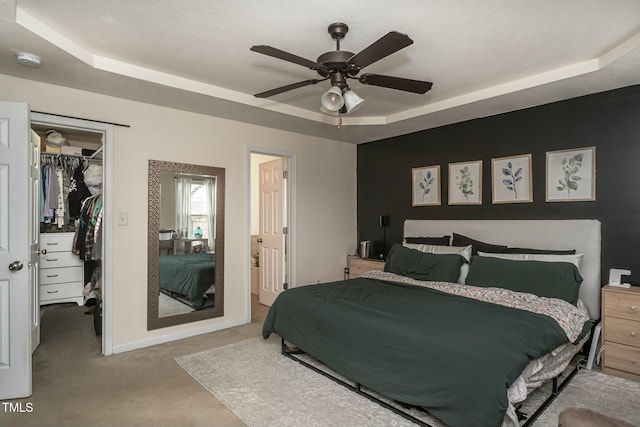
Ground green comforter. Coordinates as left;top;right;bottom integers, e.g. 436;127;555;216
159;253;215;308
262;277;585;427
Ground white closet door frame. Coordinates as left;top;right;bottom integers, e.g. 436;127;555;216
31;112;114;356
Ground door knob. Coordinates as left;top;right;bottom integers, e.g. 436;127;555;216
8;261;24;271
257;238;263;243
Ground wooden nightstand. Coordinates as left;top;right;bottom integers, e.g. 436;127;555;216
346;256;385;279
602;285;640;381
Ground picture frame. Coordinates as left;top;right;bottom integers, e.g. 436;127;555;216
448;160;482;205
491;154;533;204
546;146;596;202
412;165;441;206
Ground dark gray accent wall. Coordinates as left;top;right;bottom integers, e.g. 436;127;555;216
357;85;640;284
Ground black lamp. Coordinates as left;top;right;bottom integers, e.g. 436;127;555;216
379;214;388;258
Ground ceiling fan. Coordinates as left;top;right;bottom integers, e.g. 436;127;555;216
250;23;433;114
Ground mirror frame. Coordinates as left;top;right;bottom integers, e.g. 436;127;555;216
147;159;225;330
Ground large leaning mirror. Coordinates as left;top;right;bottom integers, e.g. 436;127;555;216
147;160;225;330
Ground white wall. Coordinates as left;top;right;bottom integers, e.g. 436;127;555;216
0;74;357;350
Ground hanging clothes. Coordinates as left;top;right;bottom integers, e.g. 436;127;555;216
55;166;65;228
68;164;92;220
73;194;103;261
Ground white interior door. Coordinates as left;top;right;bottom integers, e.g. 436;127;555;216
0;101;33;399
258;158;285;306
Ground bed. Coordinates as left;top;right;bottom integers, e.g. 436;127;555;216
158;252;215;309
262;219;601;427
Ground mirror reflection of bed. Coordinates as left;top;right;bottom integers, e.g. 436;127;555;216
157;171;217;318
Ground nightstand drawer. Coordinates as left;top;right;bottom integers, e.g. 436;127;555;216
40;266;83;285
348;257;385;278
40;251;83;269
40;282;83;302
604;342;640;376
603;290;640;321
604;317;640;347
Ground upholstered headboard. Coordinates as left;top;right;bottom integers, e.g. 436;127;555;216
404;219;601;320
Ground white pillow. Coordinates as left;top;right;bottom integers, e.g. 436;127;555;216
476;251;584;270
403;243;472;283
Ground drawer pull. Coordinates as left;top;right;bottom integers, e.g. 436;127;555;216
631;305;637;311
631;359;638;365
46;242;59;246
46;274;59;278
632;331;638;337
46;290;59;294
45;258;58;262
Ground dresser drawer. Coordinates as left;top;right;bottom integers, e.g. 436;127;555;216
604;317;640;347
40;251;83;269
40;266;83;285
40;233;75;252
40;282;83;302
603;342;640;376
603;290;640;321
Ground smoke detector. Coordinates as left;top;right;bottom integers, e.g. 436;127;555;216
16;52;42;68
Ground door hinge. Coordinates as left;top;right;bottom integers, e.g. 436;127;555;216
282;170;288;179
283;282;289;290
283;227;288;235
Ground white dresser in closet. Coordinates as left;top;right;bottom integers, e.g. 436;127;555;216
39;232;84;306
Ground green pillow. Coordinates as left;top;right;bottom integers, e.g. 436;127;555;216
465;256;583;305
384;244;466;283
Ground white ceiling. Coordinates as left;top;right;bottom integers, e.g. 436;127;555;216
1;0;639;144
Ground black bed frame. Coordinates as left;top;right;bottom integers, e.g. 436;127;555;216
281;338;579;426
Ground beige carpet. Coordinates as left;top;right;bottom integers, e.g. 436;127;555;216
176;337;640;427
159;291;194;317
531;369;640;426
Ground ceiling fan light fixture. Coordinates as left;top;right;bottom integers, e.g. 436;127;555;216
321;85;344;112
343;89;364;114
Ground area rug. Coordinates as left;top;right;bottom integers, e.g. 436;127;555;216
175;336;640;427
531;369;640;426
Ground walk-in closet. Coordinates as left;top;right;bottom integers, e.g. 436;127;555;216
34;123;104;349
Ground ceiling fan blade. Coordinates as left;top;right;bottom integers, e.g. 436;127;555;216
349;31;414;69
359;73;433;94
250;45;326;72
254;79;325;98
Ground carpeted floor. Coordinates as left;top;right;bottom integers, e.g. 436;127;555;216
176;336;640;427
531;369;640;426
159;291;195;316
2;296;269;427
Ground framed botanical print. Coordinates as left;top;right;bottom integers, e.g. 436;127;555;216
546;147;596;202
412;165;441;206
491;154;533;204
448;160;482;205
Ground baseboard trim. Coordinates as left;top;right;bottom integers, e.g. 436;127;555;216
111;318;248;354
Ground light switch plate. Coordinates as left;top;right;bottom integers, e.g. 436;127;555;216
117;211;128;226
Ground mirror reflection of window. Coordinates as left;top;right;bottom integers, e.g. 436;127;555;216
175;176;216;252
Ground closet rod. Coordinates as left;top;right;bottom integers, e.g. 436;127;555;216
89;146;103;159
41;152;101;162
32;110;130;128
